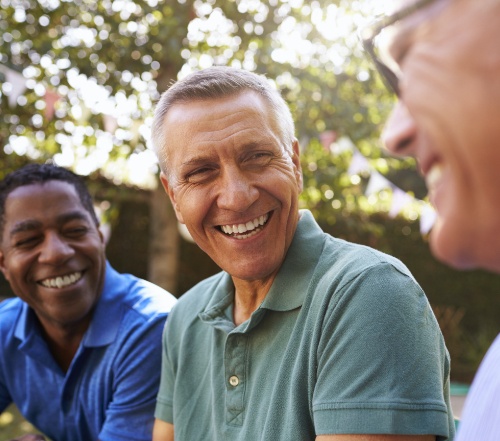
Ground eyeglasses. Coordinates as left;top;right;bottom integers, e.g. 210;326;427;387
359;0;440;96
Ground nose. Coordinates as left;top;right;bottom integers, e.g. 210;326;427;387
382;100;418;157
216;167;259;213
38;232;75;265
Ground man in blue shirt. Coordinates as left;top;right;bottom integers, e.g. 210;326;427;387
0;163;176;441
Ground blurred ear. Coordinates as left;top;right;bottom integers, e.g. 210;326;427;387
160;172;184;224
0;250;8;281
291;138;303;192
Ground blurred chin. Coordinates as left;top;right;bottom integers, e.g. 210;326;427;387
429;220;477;271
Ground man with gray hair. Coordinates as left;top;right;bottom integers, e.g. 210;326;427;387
150;66;455;441
360;0;500;439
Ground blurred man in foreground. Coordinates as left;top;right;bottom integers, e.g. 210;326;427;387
0;163;176;441
150;66;454;441
360;0;500;438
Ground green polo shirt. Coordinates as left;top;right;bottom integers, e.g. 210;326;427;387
156;210;454;440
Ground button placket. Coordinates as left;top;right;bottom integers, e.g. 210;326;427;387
224;333;247;425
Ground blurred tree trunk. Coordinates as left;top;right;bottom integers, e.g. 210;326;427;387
148;184;179;295
146;59;184;295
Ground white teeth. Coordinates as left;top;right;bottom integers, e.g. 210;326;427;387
425;164;443;190
40;272;82;289
220;213;269;237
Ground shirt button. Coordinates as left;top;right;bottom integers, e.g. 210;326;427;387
229;375;239;387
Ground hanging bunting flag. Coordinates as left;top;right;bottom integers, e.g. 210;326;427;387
348;150;371;176
103;114;118;134
319;130;337;151
331;136;355;155
365;171;392;196
44;89;61;121
389;187;414;218
0;65;27;107
420;204;437;235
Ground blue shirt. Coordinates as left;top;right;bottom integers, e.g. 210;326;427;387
0;262;176;441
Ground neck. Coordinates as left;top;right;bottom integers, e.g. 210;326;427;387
232;275;275;326
38;316;90;372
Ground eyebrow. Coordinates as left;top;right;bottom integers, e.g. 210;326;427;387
9;211;91;238
180;141;274;167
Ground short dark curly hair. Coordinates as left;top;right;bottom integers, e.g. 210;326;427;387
0;163;99;235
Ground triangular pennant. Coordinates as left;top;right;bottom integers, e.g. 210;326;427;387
365;171;391;196
420;204;437;235
103;114;118;134
389;187;414;218
331;136;355;155
0;66;27;107
319;130;336;151
348;150;371;176
44;89;61;120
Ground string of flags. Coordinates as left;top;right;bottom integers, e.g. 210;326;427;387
325;134;436;236
0;64;61;120
1;63;436;236
0;63;141;141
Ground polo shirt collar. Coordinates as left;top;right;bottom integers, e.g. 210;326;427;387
82;261;123;347
200;210;325;328
260;209;324;312
14;261;120;348
14;301;34;341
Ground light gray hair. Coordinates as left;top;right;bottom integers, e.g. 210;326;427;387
151;66;296;177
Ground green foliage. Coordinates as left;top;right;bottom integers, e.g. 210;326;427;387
0;404;51;441
0;0;404;187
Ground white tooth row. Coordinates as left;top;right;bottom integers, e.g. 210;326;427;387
41;272;82;289
221;213;269;235
425;163;443;190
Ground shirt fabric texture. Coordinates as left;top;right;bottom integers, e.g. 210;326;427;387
455;333;500;441
155;210;455;440
0;261;177;441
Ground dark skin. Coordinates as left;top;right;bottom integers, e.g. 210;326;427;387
0;181;106;441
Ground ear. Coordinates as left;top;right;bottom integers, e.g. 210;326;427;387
291;138;303;192
160;172;185;224
0;249;9;282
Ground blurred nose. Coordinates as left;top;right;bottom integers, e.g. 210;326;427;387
216;167;259;213
39;232;75;264
382;101;417;157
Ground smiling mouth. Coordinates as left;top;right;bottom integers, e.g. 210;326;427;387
425;163;444;192
219;213;270;239
39;271;83;289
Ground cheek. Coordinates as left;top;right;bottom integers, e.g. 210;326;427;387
176;189;210;224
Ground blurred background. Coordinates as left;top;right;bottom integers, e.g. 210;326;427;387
1;0;498;437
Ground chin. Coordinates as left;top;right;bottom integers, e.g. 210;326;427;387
430;224;475;270
431;217;500;274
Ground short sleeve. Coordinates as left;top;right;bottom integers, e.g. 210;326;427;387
98;314;167;441
312;263;452;439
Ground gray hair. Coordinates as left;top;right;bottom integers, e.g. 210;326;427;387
151;66;296;176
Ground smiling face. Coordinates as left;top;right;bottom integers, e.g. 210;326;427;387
382;0;500;272
0;180;106;333
160;91;303;285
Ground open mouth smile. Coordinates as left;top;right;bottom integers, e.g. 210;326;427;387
38;271;83;289
219;213;270;240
